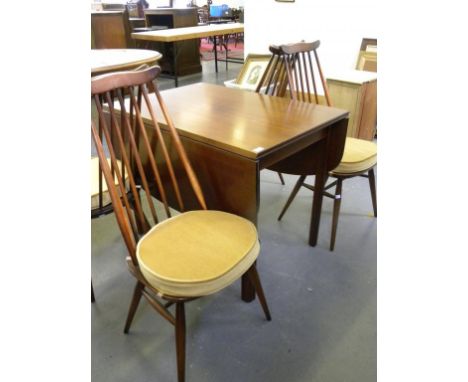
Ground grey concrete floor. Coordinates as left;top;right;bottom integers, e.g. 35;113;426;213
91;60;377;382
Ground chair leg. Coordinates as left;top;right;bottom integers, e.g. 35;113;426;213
91;281;95;303
124;281;144;334
175;302;186;382
368;168;377;217
330;178;343;251
278;175;306;221
247;265;272;321
277;172;285;185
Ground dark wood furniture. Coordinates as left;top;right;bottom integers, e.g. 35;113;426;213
91;10;134;49
261;41;377;251
101;3;126;10
99;2;147;30
117;82;349;301
142;7;201;77
91;66;270;382
132;23;244;86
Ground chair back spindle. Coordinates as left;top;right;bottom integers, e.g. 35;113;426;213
91;66;207;264
256;40;332;107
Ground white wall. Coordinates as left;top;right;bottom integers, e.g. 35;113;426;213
194;1;244;8
146;1;190;7
245;0;377;74
172;0;191;7
211;0;244;7
100;1;245;9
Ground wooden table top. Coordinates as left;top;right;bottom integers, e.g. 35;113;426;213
131;22;244;43
134;83;348;160
91;49;162;76
327;69;377;84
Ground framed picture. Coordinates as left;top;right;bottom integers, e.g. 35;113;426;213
356;51;377;72
275;0;295;2
235;54;272;91
359;38;377;52
356;38;377;72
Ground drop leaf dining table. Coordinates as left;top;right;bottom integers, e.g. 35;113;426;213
113;82;349;302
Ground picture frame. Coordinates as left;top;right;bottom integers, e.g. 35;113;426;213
235;54;272;91
359;38;377;52
275;0;295;2
356;38;377;72
356;51;377;72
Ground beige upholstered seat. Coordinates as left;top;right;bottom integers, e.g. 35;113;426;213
91;157;126;210
137;210;260;297
331;138;377;175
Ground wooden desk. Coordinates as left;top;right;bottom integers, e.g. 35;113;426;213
120;83;349;301
132;23;245;86
144;7;201;77
91;49;162;76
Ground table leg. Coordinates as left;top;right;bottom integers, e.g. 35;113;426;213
309;118;349;246
308;134;329;247
309;168;328;247
214;36;218;73
225;35;228;71
173;43;179;87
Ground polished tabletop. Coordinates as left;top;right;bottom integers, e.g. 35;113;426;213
136;83;348;160
131;22;244;43
91;49;162;76
114;82;349;257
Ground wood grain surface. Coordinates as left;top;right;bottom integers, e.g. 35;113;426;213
91;49;162;75
132;23;244;42
133;83;348;160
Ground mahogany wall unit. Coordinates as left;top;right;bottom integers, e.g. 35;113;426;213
326;70;377;140
91;11;134;49
143;8;201;76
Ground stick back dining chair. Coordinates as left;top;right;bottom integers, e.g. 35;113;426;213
256;41;377;251
91;63;150;302
91;65;271;382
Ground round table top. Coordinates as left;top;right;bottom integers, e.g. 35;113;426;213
91;49;162;76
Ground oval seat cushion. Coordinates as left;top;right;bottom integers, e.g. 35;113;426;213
332;137;377;175
137;210;260;297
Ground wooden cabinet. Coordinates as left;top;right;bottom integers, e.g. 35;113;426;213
129;17;147;30
143;8;201;76
91;11;134;49
326;70;377;140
